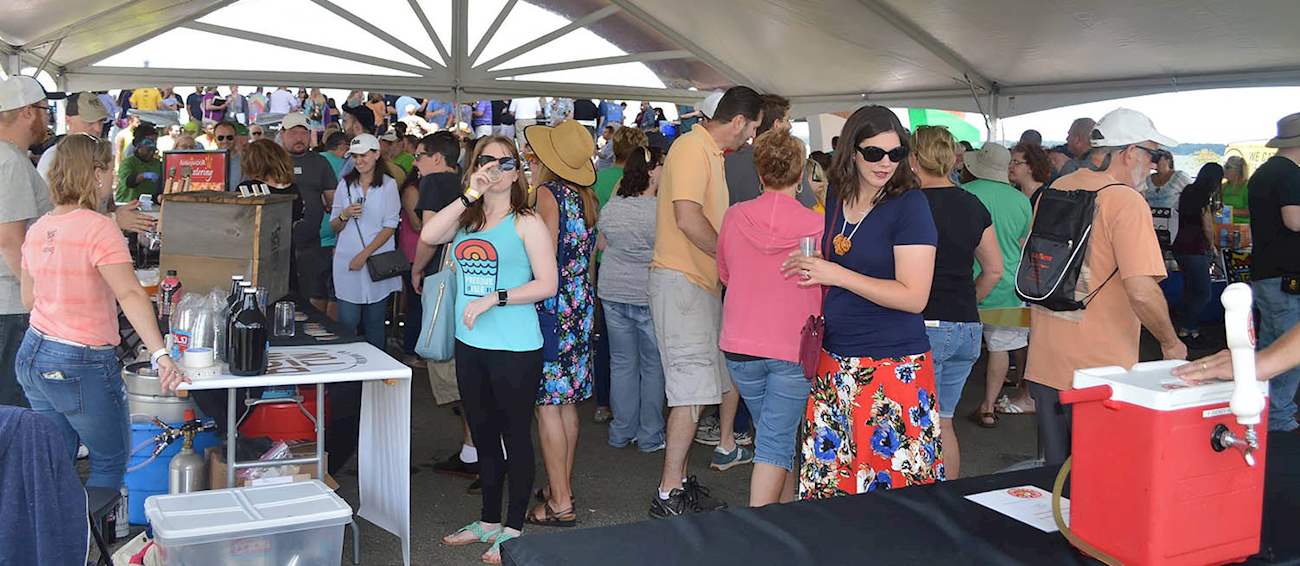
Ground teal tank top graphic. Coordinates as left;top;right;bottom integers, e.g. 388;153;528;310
452;214;542;351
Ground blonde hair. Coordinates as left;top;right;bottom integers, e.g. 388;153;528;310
753;130;806;189
610;127;648;162
48;134;112;210
241;139;295;186
912;125;958;178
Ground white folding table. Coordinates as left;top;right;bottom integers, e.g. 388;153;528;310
180;342;413;566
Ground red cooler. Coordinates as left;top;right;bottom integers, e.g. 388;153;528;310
1061;360;1270;566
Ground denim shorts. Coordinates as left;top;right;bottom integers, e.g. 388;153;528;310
726;357;810;471
925;321;983;419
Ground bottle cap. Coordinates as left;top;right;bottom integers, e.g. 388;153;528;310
183;408;195;420
243;288;257;294
167;270;177;276
239;281;253;287
232;275;245;280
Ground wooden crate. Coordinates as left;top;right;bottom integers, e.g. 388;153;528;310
159;191;296;302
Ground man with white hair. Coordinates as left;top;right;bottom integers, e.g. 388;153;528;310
1025;108;1186;465
0;76;58;407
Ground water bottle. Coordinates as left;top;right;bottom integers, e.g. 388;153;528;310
158;270;182;333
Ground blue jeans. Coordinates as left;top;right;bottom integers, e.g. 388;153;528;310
15;329;127;489
603;301;665;450
1174;253;1212;333
0;313;29;407
338;295;391;350
1254;278;1300;432
726;358;809;470
925;321;983;419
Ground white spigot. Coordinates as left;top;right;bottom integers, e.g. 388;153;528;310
1222;283;1265;426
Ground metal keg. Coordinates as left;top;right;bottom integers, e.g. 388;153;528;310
124;362;199;423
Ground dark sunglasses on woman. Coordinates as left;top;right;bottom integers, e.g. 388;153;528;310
474;154;519;171
856;145;909;163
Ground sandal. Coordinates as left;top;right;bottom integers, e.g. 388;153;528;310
442;521;501;547
994;394;1037;415
969;410;999;429
524;501;578;527
534;487;577;505
482;529;520;565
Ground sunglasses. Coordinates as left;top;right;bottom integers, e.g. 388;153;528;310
216;135;235;141
250;131;263;137
1134;146;1165;162
474;154;519;172
856;145;909;163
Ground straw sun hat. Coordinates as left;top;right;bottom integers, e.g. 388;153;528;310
524;119;596;186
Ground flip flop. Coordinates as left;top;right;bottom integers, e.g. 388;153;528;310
524;502;577;528
442;522;501;547
969;410;999;429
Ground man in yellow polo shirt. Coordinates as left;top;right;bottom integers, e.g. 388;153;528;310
648;86;763;518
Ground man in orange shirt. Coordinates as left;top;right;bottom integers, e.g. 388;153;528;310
647;86;762;517
1025;108;1187;465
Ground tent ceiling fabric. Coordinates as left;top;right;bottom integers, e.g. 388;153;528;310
4;0;1300;117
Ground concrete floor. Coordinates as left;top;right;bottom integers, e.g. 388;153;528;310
100;327;1227;565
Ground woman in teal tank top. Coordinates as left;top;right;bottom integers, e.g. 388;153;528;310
419;136;558;563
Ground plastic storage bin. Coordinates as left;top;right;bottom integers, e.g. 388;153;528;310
145;480;351;566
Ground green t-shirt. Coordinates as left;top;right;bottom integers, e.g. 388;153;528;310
115;154;163;202
963;179;1032;309
1222;181;1250;224
393;153;415;175
593;166;624;207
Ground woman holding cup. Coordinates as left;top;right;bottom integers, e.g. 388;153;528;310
716;130;824;506
16;134;185;492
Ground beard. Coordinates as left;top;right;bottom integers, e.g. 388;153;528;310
29;115;49;146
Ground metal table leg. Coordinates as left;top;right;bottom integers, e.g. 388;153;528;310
227;387;236;488
316;383;324;479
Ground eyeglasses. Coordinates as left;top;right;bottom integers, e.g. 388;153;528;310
1010;159;1028;166
250;131;264;137
856;145;909;163
474;154;519;172
416;151;438;160
215;135;235;141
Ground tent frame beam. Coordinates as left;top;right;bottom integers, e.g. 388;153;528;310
309;0;445;70
468;0;518;68
484;50;692;79
406;0;452;66
61;0;239;70
474;4;621;72
182;22;437;78
853;0;994;93
66;66;454;95
606;0;753;87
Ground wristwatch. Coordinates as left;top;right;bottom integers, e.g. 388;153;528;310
497;290;508;307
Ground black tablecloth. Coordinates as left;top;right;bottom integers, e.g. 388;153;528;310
267;295;364;347
504;432;1300;566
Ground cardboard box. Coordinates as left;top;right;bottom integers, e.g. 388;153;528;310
206;444;338;490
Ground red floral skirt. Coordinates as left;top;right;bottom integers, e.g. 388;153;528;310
798;349;944;499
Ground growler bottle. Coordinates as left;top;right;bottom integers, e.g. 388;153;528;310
229;288;269;376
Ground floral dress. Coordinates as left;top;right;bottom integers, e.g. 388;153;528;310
799;350;944;499
537;181;595;405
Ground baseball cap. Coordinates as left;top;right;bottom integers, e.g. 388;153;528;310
281;112;310;131
379;131;399;142
349;133;380;154
67;92;109;123
698;91;724;120
1090;108;1177;148
0;75;64;112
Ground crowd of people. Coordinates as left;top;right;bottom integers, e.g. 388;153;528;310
3;70;1300;564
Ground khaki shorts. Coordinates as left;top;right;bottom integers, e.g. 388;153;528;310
426;359;459;405
648;268;730;408
984;325;1030;352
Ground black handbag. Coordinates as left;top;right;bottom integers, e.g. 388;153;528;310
346;184;410;282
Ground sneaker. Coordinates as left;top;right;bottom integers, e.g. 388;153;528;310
648;488;692;518
593;406;613;424
694;421;721;446
76;444;89;460
433;453;480;478
710;444;755;471
466;477;482;495
638;440;666;453
684;476;727;512
609;437;636;449
735;430;754;446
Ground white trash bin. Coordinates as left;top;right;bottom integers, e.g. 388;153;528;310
145;480;352;565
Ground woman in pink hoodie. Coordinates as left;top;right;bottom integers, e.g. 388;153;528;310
717;131;824;506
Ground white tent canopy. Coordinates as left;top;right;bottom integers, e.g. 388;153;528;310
4;0;1300;118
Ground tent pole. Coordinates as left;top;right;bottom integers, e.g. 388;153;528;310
988;92;1001;143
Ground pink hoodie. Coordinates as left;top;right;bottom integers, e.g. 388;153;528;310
717;191;825;363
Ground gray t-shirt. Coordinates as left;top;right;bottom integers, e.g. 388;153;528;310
290;152;338;248
596;195;657;306
725;143;820;208
0;141;54;314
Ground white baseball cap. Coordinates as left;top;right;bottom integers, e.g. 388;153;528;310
0;75;64;112
698;91;724;120
379;131;399;142
281;112;310;131
1090;108;1178;148
349;133;380;154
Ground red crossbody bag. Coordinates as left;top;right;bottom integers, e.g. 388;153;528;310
797;205;836;380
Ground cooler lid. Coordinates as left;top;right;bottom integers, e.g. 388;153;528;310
145;480;351;544
1073;360;1269;411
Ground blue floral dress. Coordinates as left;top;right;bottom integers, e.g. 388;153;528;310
537;181;595;405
